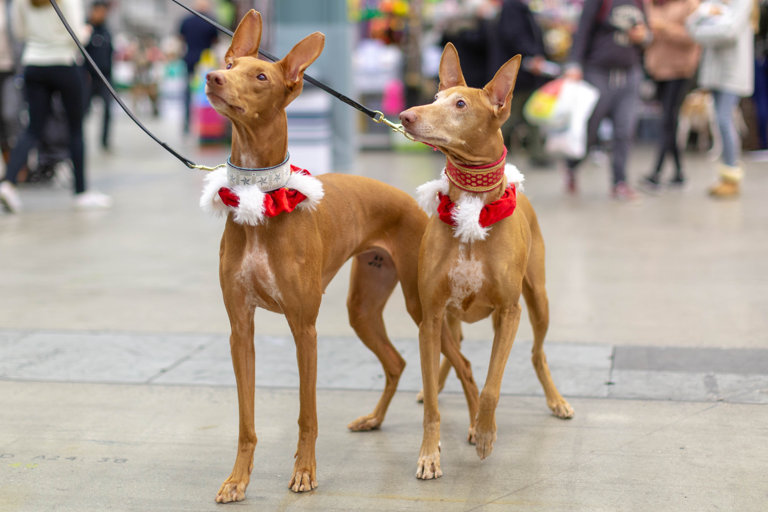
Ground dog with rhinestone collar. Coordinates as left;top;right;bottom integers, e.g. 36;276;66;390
399;43;575;480
199;11;480;502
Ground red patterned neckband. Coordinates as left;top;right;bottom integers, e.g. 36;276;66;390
445;147;508;193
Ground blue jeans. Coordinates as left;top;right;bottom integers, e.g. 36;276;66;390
712;90;740;167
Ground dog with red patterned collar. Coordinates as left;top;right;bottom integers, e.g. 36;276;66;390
399;43;574;481
199;11;480;503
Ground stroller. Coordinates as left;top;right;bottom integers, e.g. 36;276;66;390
23;92;72;185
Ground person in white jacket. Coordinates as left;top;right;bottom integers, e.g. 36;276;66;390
687;0;756;198
0;0;111;214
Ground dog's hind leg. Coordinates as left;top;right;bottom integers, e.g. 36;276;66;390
346;249;406;431
522;233;574;420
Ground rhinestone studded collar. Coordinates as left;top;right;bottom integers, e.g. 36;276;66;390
445;147;508;193
226;153;292;193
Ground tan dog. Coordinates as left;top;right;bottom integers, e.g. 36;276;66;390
677;89;747;159
399;43;574;480
202;11;479;502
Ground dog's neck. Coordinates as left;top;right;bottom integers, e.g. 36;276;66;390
229;112;289;169
445;140;508;204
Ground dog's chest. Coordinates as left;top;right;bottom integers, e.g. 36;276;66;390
237;243;283;309
447;247;485;311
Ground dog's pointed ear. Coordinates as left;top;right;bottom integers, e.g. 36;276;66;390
438;43;467;91
225;10;262;60
484;55;521;114
280;32;325;85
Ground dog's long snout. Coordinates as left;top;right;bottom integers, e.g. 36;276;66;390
399;110;418;127
207;71;226;87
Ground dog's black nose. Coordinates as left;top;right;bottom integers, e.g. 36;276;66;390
399;110;417;126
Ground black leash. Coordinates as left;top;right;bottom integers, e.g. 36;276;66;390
169;0;410;136
48;0;213;170
170;0;381;119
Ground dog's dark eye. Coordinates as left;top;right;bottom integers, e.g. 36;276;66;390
257;73;267;81
456;100;466;108
226;63;232;70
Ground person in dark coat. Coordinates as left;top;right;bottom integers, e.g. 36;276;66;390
490;0;552;167
179;0;218;134
563;0;651;200
84;0;113;150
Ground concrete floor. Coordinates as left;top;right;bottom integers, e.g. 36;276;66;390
3;382;767;511
1;105;768;510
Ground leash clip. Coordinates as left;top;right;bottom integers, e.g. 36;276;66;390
372;111;416;141
190;163;227;172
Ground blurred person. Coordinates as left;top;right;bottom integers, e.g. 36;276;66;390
640;0;701;191
754;0;768;149
179;0;218;134
491;0;553;167
84;0;113;151
562;0;652;201
687;0;756;198
0;0;15;164
438;0;499;88
0;0;111;214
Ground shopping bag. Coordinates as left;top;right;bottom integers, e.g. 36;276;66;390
543;79;599;160
523;78;569;129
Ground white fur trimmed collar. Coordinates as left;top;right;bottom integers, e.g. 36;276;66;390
416;163;525;243
200;164;324;226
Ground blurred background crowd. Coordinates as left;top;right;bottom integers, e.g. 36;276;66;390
1;0;767;212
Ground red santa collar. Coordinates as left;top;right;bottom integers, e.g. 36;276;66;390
200;160;324;226
437;185;517;229
416;162;525;243
445;147;508;193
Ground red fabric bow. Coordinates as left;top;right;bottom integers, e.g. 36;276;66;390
217;165;311;217
437;185;517;228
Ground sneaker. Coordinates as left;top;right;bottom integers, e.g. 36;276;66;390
638;175;661;194
612;182;640;202
74;190;113;210
668;176;686;188
0;181;22;213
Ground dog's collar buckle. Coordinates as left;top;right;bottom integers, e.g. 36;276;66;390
227;153;292;192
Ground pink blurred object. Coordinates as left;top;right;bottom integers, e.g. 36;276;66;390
381;79;405;116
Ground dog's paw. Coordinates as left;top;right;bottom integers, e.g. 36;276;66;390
467;425;477;445
549;399;575;419
215;479;247;503
289;469;317;493
416;389;425;403
474;427;497;460
347;413;383;432
416;452;442;480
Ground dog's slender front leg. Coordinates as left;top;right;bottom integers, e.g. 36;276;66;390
287;320;319;492
475;304;522;460
438;324;479;444
216;299;257;503
416;310;444;480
